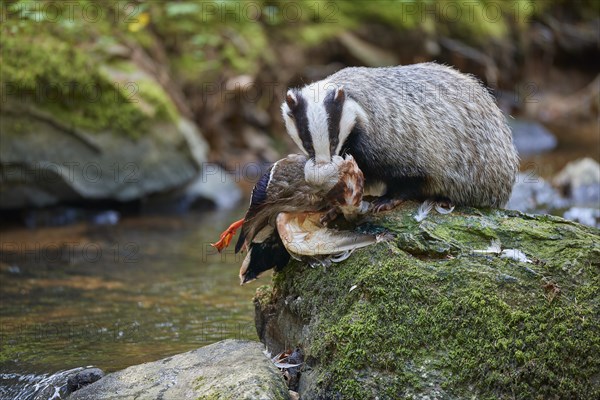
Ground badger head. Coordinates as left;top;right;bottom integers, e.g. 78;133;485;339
281;81;366;188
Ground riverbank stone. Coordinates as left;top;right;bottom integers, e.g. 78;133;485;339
67;340;290;400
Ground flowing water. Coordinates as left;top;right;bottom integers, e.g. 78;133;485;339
0;208;257;399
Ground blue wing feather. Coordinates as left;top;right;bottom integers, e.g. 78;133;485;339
235;166;273;253
249;168;271;210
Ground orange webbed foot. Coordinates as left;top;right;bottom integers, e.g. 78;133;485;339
211;218;244;252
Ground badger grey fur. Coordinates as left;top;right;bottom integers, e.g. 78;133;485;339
281;62;519;208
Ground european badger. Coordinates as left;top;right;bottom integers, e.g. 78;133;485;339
281;62;519;210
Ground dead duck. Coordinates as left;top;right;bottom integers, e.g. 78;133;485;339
212;153;382;284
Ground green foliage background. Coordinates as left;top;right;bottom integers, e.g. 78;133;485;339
1;0;598;138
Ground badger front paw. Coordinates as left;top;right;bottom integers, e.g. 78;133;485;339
371;197;404;213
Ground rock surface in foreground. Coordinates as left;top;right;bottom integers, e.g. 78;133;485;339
68;340;289;400
255;203;600;399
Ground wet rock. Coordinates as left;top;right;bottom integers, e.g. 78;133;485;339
1;30;210;210
509;119;557;155
68;340;290;400
183;164;243;210
141;164;242;213
1;105;208;210
255;203;600;399
563;207;600;228
570;184;600;208
0;367;105;400
553;157;600;207
507;163;599;227
21;207;121;228
67;368;105;394
506;172;568;212
90;210;120;226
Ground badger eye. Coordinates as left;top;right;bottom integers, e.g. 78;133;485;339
287;111;294;119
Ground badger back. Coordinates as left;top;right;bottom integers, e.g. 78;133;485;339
282;63;519;207
339;64;518;207
328;64;515;165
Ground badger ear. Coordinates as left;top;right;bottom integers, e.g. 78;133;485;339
334;86;345;103
285;90;298;110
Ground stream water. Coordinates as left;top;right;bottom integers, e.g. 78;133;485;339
0;208;257;399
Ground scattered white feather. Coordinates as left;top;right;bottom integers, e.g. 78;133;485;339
435;202;455;214
273;362;303;369
472;239;532;263
358;201;370;214
473;239;502;254
271;351;303;369
414;200;434;222
349;284;358;292
500;249;532;263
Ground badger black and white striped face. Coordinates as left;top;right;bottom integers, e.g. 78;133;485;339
281;81;366;187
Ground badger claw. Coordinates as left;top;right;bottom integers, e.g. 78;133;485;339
371;198;404;213
435;200;455;214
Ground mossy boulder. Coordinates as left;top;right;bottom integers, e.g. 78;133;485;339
0;18;208;208
255;203;600;399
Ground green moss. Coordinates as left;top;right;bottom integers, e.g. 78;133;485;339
254;285;274;309
196;395;221;400
262;204;600;398
2;0;579;146
193;375;205;391
134;78;179;123
1;14;178;140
